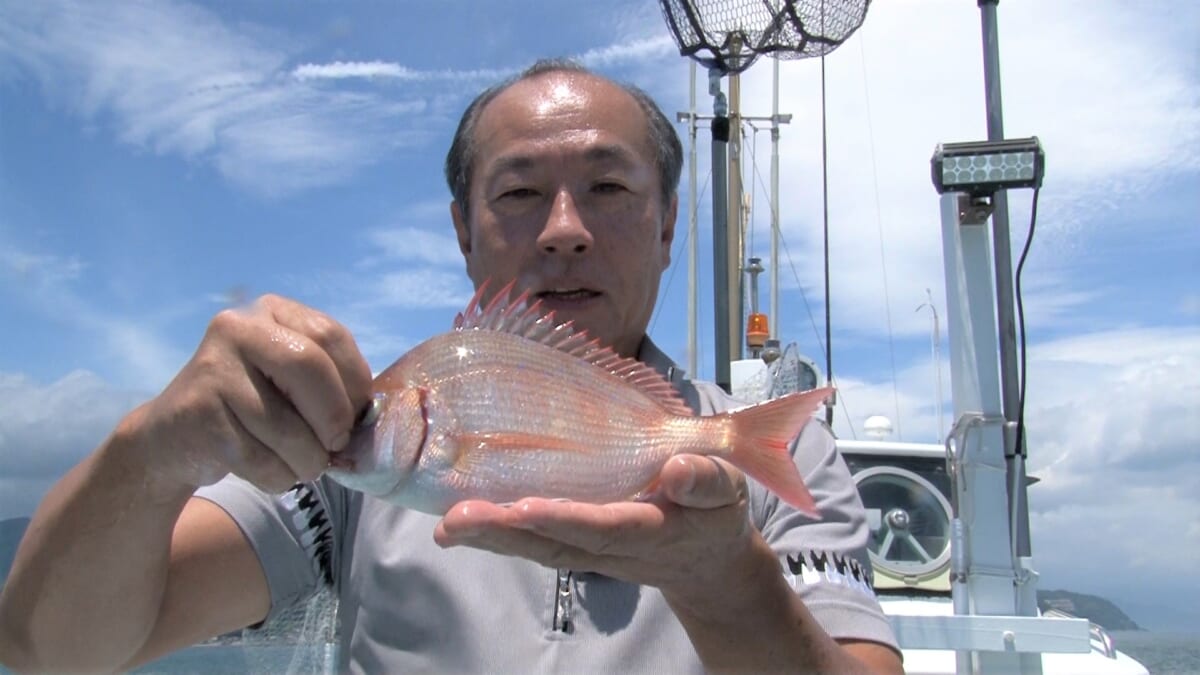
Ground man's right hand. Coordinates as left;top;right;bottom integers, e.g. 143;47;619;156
0;294;373;673
131;294;374;494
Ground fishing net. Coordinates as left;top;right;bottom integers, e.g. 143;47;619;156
240;587;340;674
733;343;822;403
658;0;870;74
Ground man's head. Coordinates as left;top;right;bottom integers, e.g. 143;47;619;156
445;60;683;221
445;61;683;358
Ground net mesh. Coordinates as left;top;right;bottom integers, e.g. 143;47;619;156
732;343;821;403
658;0;870;74
240;587;339;674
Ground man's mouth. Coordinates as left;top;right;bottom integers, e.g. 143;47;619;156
536;288;601;301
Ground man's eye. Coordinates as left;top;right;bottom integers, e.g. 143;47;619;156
593;182;626;194
500;187;538;199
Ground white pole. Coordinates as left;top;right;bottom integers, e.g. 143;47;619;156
687;61;699;377
770;56;780;340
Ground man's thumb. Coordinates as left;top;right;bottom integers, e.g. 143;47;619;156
662;455;746;509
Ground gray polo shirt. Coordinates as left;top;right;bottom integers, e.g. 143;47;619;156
196;338;898;673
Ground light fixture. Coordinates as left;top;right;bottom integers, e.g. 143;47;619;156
931;137;1045;197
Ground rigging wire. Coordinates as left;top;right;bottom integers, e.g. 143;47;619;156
857;34;904;440
776;230;859;438
741;115;849;435
649;170;712;355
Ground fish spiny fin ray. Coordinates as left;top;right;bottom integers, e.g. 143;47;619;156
453;281;693;417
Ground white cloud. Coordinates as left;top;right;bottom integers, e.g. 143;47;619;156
294;60;413;80
292;60;510;83
283;227;474;370
371;269;472;311
0;239;187;389
0;0;435;196
0;248;85;288
1180;293;1200;318
718;0;1200;341
830;324;1200;615
575;35;677;69
0;371;149;520
362;227;465;267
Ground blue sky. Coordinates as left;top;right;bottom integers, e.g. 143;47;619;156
1;0;1197;631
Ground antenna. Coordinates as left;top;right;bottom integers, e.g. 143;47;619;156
917;289;945;443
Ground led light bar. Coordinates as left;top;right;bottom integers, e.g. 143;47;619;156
931;137;1045;196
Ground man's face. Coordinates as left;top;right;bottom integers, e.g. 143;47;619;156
451;72;677;358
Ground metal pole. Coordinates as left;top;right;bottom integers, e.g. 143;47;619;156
821;51;834;425
770;57;780;340
709;68;731;392
687;61;699;378
979;0;1033;568
940;193;1024;674
728;62;745;362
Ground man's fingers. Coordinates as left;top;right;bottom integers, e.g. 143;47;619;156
264;297;374;430
217;303;355;453
222;365;331;483
435;500;622;571
660;455;746;509
438;498;675;558
220;410;303;493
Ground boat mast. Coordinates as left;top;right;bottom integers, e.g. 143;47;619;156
709;66;732;392
726;39;745;368
978;0;1034;573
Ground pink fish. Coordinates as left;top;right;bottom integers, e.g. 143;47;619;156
327;282;831;517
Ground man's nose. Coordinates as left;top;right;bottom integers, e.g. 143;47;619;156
537;189;592;254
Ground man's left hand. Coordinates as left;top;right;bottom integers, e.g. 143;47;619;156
433;454;761;607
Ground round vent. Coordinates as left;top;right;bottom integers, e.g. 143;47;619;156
854;466;952;584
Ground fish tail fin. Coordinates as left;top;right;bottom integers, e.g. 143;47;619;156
725;387;833;518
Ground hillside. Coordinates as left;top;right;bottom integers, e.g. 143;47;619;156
0;517;31;588
1038;588;1143;631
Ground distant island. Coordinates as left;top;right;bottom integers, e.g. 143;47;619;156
0;517;30;586
1037;589;1142;631
0;516;1144;634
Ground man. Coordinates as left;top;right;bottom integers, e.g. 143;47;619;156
0;60;902;673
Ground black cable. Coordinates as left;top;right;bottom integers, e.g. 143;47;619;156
1013;187;1041;458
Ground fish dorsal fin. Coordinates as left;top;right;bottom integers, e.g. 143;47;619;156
454;281;694;417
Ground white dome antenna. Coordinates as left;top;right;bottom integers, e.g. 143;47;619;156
864;416;894;439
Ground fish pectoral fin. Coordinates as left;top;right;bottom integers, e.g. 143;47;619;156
449;431;590;471
630;476;662;502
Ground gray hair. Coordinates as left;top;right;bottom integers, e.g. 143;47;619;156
444;58;683;218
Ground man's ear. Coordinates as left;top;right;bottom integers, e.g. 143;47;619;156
660;194;678;269
451;200;471;256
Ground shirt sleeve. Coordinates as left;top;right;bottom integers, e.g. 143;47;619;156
692;381;899;651
194;476;344;625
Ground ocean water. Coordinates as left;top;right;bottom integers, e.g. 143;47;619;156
1110;631;1200;675
127;632;1200;674
133;644;335;674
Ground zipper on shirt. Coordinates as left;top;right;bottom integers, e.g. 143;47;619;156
552;568;574;633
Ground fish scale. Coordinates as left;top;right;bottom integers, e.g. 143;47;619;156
326;281;830;517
